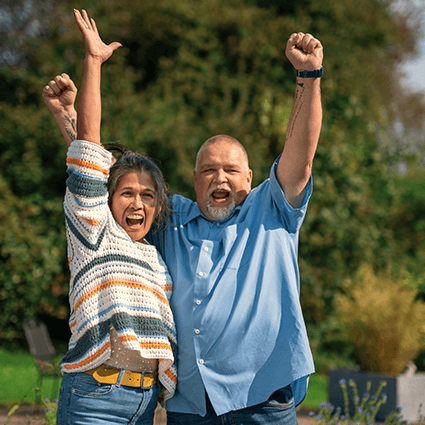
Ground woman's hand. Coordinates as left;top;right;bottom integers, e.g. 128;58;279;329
43;73;78;146
43;73;77;117
73;9;122;64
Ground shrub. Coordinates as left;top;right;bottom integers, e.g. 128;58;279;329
336;266;425;374
311;379;423;425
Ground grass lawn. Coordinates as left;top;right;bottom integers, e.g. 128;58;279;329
0;348;62;405
302;374;328;410
0;348;328;408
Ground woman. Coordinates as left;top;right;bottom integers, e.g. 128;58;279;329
43;9;176;425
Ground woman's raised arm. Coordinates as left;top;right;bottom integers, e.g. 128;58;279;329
73;9;121;145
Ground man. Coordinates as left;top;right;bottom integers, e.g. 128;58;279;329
44;27;323;425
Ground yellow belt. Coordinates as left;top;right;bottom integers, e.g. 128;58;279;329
84;364;158;389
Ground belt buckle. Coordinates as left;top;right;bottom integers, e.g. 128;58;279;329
141;370;154;389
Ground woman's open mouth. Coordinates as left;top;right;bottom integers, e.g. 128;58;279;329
126;214;144;227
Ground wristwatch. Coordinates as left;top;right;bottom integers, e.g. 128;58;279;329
296;67;324;78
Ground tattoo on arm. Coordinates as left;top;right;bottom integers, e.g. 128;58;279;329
287;83;305;139
64;114;77;142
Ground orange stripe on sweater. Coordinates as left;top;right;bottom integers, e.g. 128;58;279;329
67;157;109;176
139;341;173;351
63;341;111;370
83;217;100;226
164;368;178;384
119;335;172;351
74;279;169;315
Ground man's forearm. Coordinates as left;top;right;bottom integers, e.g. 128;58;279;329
286;77;322;167
277;77;322;208
287;79;321;140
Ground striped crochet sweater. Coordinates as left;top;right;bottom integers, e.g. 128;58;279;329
60;140;177;400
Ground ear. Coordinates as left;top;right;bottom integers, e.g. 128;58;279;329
193;168;199;188
247;168;253;184
154;196;162;217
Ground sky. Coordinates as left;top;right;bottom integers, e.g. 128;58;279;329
398;1;425;93
402;40;425;93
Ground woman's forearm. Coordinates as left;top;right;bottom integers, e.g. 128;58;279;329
53;108;77;147
77;57;102;145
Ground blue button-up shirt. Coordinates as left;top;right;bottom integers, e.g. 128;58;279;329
147;159;315;416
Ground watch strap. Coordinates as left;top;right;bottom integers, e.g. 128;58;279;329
296;67;324;78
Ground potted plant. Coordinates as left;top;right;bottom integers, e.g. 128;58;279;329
328;266;425;422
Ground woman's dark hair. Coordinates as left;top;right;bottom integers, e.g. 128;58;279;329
104;143;172;230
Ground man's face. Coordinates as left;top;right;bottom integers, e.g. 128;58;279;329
110;171;159;242
193;140;252;221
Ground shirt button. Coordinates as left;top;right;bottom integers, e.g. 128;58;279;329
204;247;209;252
195;329;200;334
198;271;204;276
196;300;201;305
199;359;204;364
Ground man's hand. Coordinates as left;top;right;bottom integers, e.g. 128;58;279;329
285;32;323;71
74;9;122;64
43;73;77;117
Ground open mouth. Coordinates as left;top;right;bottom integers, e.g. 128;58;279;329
126;214;144;227
211;189;230;202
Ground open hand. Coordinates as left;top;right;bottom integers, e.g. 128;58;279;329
73;9;122;64
285;33;323;71
43;73;77;116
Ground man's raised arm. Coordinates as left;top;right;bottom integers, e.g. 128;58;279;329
277;32;323;209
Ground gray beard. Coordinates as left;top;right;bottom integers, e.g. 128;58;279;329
206;197;236;221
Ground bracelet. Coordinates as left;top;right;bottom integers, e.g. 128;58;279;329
296;67;324;78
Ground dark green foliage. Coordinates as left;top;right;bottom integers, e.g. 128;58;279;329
391;165;425;292
1;0;424;346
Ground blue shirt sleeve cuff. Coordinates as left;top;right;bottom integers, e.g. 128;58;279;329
269;158;313;212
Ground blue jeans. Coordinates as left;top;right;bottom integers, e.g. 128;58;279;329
56;371;159;425
166;386;297;425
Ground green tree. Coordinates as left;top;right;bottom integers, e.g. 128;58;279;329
1;0;424;343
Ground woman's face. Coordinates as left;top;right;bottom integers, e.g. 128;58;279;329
110;171;159;242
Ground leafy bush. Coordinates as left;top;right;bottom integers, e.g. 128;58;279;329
0;176;69;342
307;318;358;374
337;266;425;374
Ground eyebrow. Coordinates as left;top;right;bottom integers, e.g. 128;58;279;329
200;163;242;169
119;186;156;193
